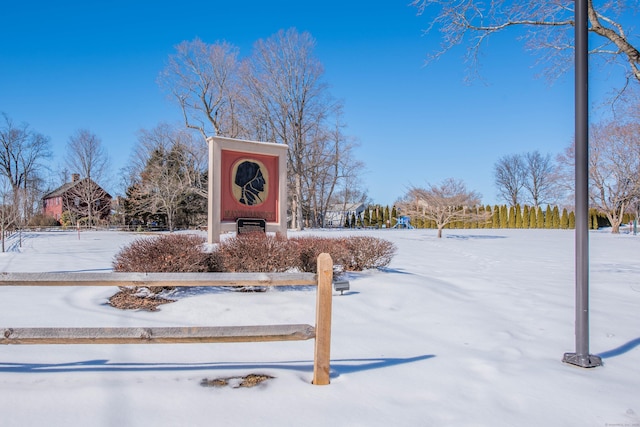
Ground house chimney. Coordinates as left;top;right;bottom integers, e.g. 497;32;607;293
72;173;80;182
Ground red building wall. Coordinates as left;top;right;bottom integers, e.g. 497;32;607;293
42;196;64;220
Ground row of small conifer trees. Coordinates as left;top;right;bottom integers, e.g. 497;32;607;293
357;204;635;230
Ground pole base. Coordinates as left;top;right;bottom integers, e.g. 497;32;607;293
562;352;603;368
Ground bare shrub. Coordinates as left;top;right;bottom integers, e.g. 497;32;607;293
291;235;395;272
340;236;397;271
290;236;350;273
113;234;215;273
217;232;298;272
112;233;219;295
109;232;395;305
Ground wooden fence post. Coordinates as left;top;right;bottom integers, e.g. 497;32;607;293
313;252;333;385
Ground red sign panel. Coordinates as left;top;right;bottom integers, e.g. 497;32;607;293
220;150;279;222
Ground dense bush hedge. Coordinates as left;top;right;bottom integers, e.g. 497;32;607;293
112;234;219;294
113;234;218;273
113;232;397;279
217;232;297;272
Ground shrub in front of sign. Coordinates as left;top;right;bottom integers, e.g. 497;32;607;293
112;234;220;295
291;236;396;272
112;232;396;278
289;236;351;273
339;236;397;271
217;232;297;273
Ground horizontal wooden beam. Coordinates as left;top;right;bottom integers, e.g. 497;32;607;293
1;325;316;345
0;272;317;287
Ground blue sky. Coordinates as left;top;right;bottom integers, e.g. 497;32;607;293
0;1;629;206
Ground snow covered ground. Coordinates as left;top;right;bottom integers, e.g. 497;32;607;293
0;228;638;427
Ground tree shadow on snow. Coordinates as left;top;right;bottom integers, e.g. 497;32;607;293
0;354;435;377
446;234;507;240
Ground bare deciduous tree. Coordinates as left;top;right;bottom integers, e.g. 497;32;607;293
64;129;110;227
399;178;487;238
588;120;640;233
158;31;366;230
495;151;560;208
66;129;108;181
411;0;640;87
244;28;336;230
494;154;526;206
0;176;20;252
300;108;365;228
522;151;559;208
0;113;51;224
558;118;640;233
159;38;244;139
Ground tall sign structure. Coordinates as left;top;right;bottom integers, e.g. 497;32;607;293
562;0;602;368
207;136;288;244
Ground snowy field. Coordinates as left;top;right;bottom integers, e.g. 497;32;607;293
0;228;639;427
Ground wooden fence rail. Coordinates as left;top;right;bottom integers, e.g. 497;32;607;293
0;253;334;385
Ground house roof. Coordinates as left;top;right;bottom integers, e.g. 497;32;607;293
327;202;365;212
42;178;112;200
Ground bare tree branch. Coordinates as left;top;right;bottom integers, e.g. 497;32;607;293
411;0;640;87
399;178;487;237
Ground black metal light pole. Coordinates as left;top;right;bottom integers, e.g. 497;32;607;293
562;0;602;368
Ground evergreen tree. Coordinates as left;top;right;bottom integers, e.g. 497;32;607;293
391;206;398;228
536;206;545;228
477;206;485;229
560;208;569;229
515;204;523;228
484;205;492;228
569;211;576;229
552;206;560;228
508;206;516;228
492;205;500;228
470;207;478;229
545;205;553;229
363;206;371;227
523;205;530;229
351;212;357;228
500;205;508;228
529;205;537;228
384;205;390;228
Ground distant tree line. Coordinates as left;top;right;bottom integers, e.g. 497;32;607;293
491;98;640;235
407;204;631;231
339;201;630;233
